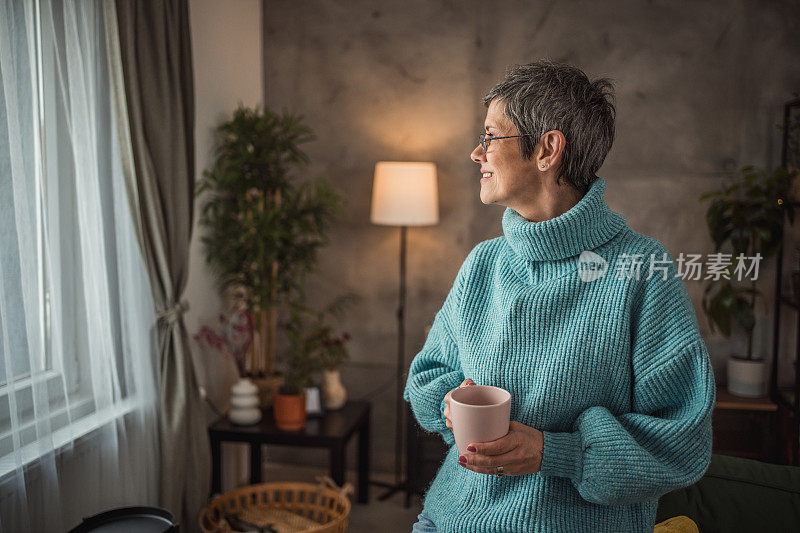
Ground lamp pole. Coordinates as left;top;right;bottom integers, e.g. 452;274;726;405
395;225;407;486
375;225;410;502
368;161;438;505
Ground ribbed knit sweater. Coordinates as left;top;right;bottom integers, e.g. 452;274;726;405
403;177;715;533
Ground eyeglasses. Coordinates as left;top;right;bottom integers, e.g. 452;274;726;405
479;133;534;153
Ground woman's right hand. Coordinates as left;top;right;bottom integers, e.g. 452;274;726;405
443;379;476;429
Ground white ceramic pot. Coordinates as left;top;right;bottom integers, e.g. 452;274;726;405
727;356;768;398
228;377;262;425
322;369;347;410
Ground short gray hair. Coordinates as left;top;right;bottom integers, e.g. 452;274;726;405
483;61;616;194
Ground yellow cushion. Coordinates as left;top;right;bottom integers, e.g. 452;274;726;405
654;515;699;533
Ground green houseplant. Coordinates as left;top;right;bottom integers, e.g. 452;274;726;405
198;105;342;409
271;294;357;427
700;165;797;396
282;294;357;410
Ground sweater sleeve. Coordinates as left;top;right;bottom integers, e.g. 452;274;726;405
538;245;716;506
402;249;475;446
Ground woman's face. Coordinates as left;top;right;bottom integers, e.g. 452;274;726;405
470;99;540;208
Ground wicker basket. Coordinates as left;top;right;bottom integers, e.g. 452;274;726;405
199;477;352;533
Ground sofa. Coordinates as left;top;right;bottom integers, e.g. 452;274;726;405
656;453;800;532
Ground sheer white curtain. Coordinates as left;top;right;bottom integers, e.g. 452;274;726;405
0;1;160;531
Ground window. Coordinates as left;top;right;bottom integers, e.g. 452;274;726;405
0;0;154;475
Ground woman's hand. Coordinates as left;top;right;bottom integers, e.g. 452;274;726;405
458;421;544;476
443;379;476;429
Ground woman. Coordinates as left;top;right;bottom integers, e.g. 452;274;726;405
403;61;714;533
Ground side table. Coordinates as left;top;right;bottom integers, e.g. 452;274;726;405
713;385;779;463
209;400;371;504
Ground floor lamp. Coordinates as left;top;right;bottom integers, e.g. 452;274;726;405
369;162;439;503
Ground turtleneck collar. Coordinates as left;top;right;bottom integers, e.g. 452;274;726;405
501;177;627;262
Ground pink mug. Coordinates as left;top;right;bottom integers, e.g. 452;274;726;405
449;385;511;456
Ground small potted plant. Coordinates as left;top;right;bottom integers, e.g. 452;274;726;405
701;165;796;397
272;294;358;428
303;294;357;410
272;300;324;430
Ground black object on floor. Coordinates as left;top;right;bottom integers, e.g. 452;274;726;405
67;506;178;532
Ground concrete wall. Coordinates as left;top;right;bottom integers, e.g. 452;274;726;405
182;0;800;476
257;0;800;473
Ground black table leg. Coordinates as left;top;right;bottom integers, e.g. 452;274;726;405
211;434;221;495
250;443;262;485
357;411;370;504
331;443;345;488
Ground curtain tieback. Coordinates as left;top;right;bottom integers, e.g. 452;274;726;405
157;299;189;325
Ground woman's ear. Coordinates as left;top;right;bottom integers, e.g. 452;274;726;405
536;130;566;170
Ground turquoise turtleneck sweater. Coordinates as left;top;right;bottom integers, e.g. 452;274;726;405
403;177;715;533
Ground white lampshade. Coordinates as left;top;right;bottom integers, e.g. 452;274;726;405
370;161;439;226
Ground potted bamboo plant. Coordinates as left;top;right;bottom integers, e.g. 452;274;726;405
701;165;796;397
198;105;341;407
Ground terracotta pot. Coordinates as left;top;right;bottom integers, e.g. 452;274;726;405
273;392;306;431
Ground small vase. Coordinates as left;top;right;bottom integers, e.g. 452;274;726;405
322;369;347;410
228;377;262;425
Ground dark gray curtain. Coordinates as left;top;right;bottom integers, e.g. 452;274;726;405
114;1;209;529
